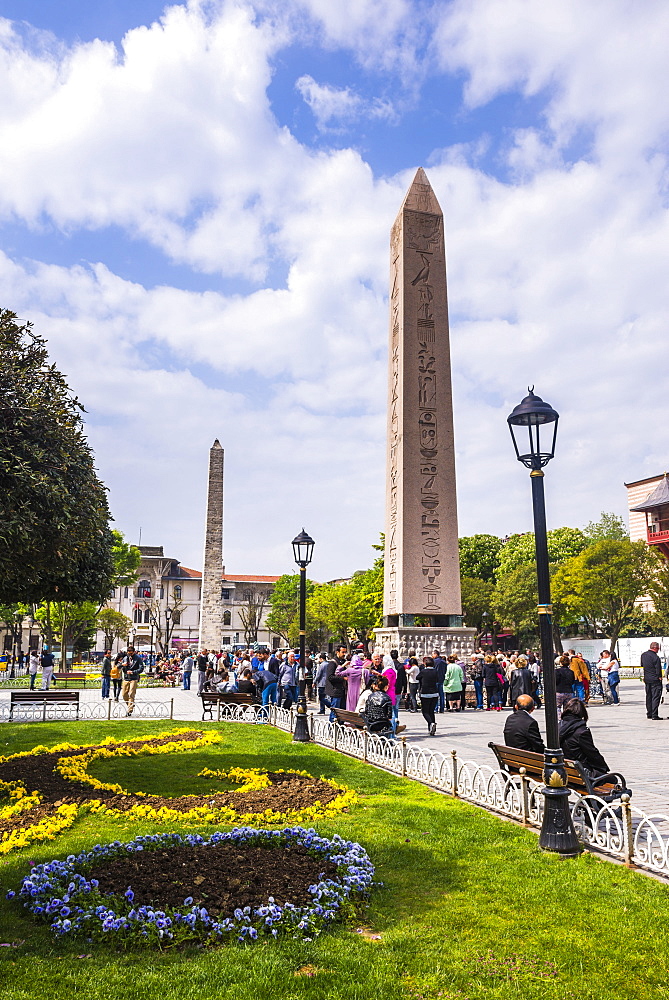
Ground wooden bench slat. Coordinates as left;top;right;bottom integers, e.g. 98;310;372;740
488;742;628;801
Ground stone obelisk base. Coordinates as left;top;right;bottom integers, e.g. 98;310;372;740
374;626;476;659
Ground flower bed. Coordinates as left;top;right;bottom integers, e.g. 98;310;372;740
8;827;375;946
0;731;357;854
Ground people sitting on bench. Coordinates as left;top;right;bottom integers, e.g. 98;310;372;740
558;697;609;778
237;669;256;697
503;695;545;753
214;670;235;694
362;676;393;737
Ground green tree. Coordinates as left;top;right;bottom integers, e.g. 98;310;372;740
498;527;588;577
265;574;315;644
0;310;114;604
460;577;494;642
96;608;132;652
552;539;654;652
36;601;99;666
458;535;503;583
492;565;539;647
583;512;628;542
111;531;141;588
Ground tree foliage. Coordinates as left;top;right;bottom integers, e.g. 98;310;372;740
460;577;494;640
96;608;132;651
265;574;315;644
583;511;628;542
36;601;99;662
111;531;141;588
552;539;654;651
458;534;503;583
497;527;588;577
0;310;114;604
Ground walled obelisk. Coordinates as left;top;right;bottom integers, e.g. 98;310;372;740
198;440;224;650
375;168;475;658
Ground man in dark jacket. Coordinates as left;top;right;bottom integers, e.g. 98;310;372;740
433;649;448;713
392;649;407;709
101;650;112;700
121;646;144;716
325;646;347;721
641;642;663;720
503;695;545;753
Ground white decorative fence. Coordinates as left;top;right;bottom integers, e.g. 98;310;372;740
0;699;174;722
233;703;669;880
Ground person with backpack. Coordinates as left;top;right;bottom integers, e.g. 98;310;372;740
120;646;144;716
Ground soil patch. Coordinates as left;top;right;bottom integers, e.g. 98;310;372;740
89;842;338;916
0;734;341;818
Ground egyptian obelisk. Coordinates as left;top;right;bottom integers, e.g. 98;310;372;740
375;169;475;657
198;439;224;650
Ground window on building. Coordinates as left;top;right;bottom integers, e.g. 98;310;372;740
243;590;252;602
221;588;230;600
3;635;12;651
223;611;231;626
172;609;181;625
133;608;143;624
124;587;129;599
174;585;182;600
137;580;151;598
221;636;231;644
160;587;165;599
109;588;116;599
144;609;151;623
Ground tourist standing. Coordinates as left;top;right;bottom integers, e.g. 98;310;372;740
40;648;55;690
469;653;484;710
641;641;663;720
121;646;144;716
606;651;621;705
28;650;39;690
182;652;194;690
433;649;447;713
596;650;614;705
336;652;369;713
111;653;123;700
443;655;463;711
555;654;576;717
483;654;502;710
325;646;347;721
417;656;439;735
279;652;299;708
196;649;209;696
101;650;112;699
314;653;329;714
509;656;533;703
406;656;420;712
392;649;407;711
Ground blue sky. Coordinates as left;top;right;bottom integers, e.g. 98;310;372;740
1;0;668;580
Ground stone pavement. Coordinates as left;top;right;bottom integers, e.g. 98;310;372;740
3;676;669;816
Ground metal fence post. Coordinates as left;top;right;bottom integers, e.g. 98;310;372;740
401;736;407;777
309;712;315;740
290;708;295;733
621;793;634;866
107;698;112;721
170;698;174;720
333;720;338;752
519;766;529;826
450;749;459;796
363;729;369;762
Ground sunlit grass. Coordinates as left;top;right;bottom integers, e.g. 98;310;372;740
0;719;667;999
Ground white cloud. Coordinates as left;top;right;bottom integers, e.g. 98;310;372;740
2;0;669;582
295;74;395;130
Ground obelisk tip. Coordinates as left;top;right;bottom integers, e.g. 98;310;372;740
402;167;442;215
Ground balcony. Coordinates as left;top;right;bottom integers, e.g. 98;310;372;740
647;520;669;558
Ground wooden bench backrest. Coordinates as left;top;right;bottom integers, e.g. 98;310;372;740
333;708;365;726
488;742;590;793
11;691;79;702
54;672;87;678
201;692;253;704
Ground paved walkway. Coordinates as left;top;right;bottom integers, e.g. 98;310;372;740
3;676;668;816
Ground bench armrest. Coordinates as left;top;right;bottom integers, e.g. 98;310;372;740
590;771;628;791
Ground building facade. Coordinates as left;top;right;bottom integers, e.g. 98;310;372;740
626;473;669;612
102;545;280;653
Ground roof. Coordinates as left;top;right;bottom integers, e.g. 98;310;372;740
625;473;669;489
630;474;669;511
178;566;202;579
221;574;281;583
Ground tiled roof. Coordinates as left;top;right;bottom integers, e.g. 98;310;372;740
630;475;669;511
222;574;281;583
178;566;202;578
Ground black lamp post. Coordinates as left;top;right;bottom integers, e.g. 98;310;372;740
481;610;490;649
164;607;173;656
26;608;35;655
11;610;24;679
507;388;580;857
292;529;315;743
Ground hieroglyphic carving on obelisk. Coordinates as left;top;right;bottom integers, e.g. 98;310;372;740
383;168;462;625
198;439;224;649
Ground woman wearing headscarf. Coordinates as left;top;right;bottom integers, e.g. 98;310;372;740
336;653;369;712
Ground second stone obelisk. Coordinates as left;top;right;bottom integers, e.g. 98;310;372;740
376;168;474;657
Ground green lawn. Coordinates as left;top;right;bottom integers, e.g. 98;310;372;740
0;719;667;999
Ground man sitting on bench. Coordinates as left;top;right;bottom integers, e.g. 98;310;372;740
503;695;545;753
362;676;394;738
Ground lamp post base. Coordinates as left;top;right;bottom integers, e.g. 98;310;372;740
292;697;311;743
539;748;581;857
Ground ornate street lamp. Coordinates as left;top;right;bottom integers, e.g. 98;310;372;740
26;608;35;660
292;529;315;743
164;606;173;656
507;388;580;857
11;609;24;679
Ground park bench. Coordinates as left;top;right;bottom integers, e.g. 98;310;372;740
332;707;406;736
488;742;630;804
200;691;255;721
10;690;80;721
53;671;88;688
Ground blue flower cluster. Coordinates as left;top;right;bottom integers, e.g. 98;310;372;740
7;827;374;947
